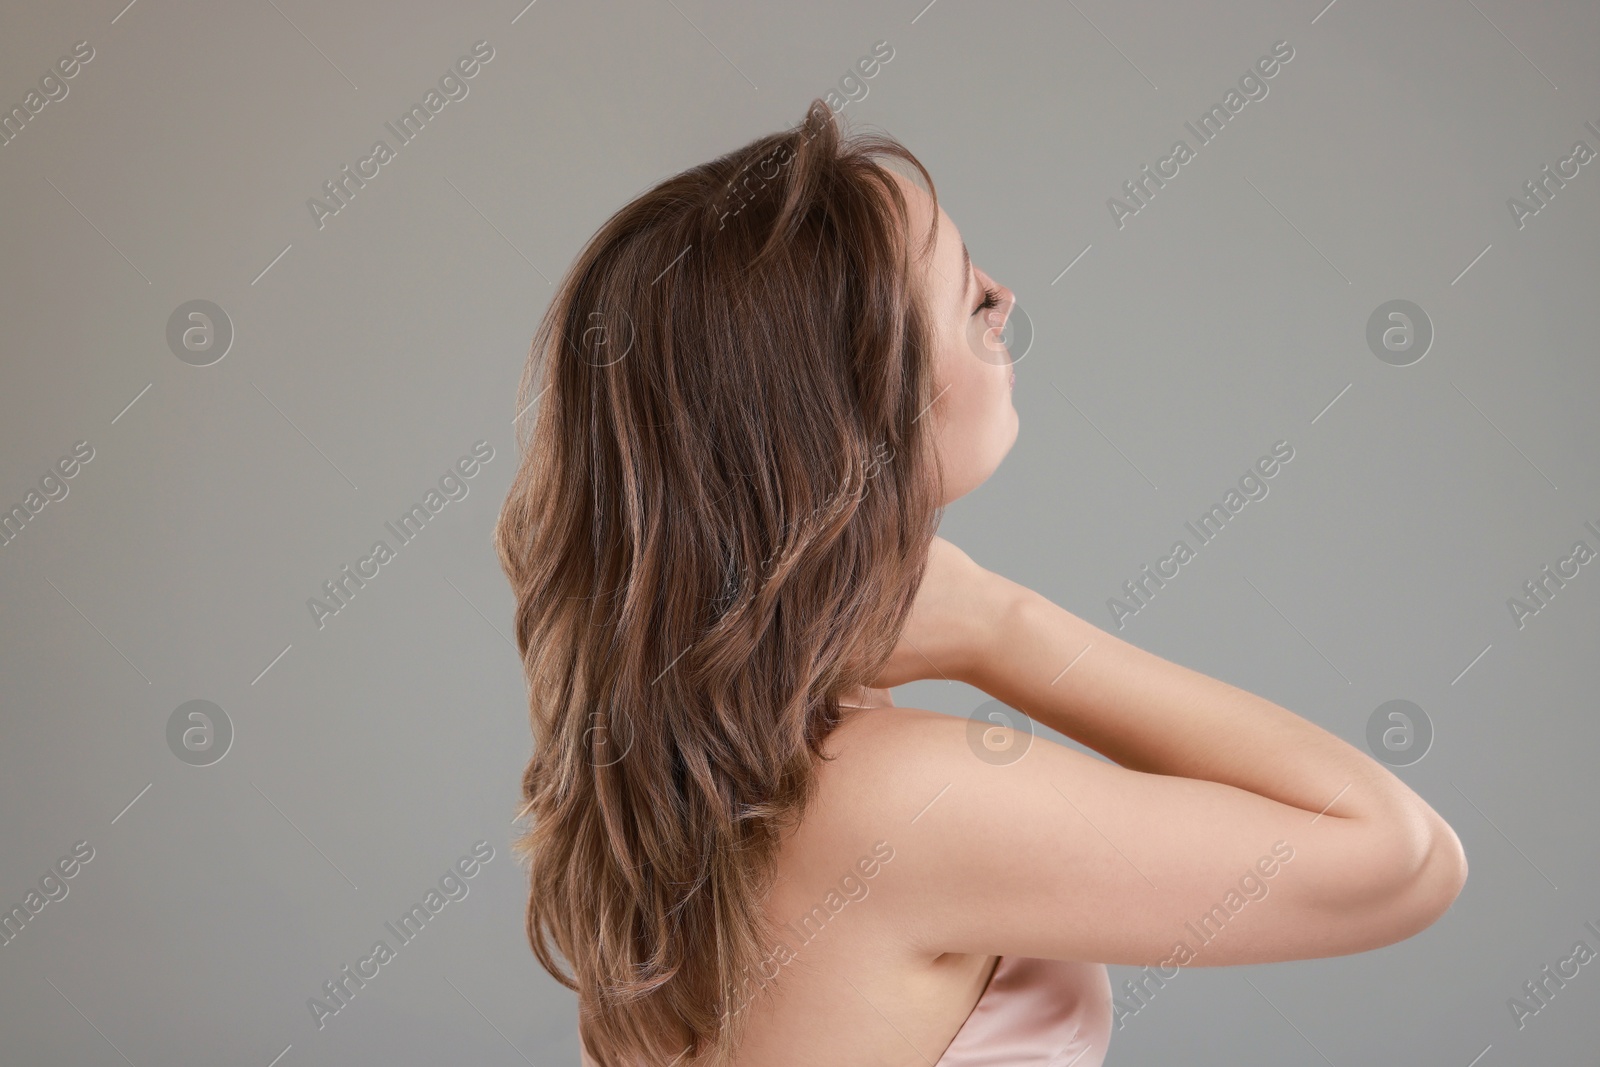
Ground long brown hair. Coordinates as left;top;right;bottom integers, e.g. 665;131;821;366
494;99;946;1066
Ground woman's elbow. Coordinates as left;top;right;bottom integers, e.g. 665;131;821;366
1418;816;1469;921
1377;813;1468;943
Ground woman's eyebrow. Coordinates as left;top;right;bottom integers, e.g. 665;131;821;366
960;239;972;303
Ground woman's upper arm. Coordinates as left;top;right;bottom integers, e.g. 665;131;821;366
843;707;1462;968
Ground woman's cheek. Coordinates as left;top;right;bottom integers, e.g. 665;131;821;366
972;317;1010;369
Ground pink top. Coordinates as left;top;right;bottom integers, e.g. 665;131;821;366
933;956;1114;1067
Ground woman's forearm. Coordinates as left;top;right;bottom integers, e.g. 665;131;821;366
969;586;1453;867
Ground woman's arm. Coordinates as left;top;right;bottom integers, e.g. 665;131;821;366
847;538;1466;966
975;584;1464;900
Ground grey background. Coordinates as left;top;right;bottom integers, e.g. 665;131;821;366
1;0;1596;1064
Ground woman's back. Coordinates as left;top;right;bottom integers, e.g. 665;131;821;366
712;704;1012;1067
684;704;1112;1067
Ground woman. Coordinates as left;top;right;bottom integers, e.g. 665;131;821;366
494;100;1466;1067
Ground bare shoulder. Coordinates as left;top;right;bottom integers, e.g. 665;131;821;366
814;704;974;809
814;702;1061;824
791;704;1038;950
763;707;978;950
777;705;961;881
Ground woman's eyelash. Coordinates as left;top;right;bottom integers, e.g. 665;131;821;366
974;285;1002;314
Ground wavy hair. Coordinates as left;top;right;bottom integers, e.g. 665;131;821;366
494;99;947;1066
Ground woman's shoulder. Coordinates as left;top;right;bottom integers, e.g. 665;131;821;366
796;700;1129;964
820;701;1004;784
781;703;963;862
823;702;967;759
794;704;990;880
813;704;970;813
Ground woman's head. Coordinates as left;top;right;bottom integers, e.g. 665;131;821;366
494;99;1012;1066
